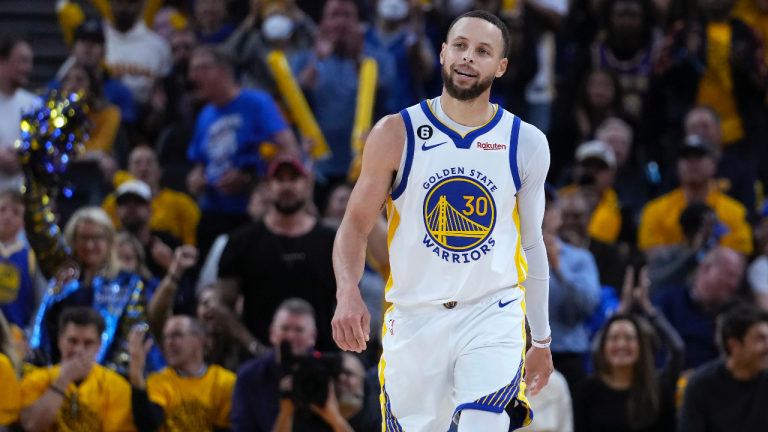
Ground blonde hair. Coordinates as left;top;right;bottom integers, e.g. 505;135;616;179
0;311;21;377
64;207;122;279
115;232;153;280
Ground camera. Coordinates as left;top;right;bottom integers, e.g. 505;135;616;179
280;341;343;410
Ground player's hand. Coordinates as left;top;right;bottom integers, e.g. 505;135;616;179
524;338;553;397
332;288;371;353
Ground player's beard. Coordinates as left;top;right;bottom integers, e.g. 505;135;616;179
441;63;494;101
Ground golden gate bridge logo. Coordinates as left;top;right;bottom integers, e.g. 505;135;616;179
423;177;495;251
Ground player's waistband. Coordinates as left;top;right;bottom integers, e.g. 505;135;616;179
391;285;522;315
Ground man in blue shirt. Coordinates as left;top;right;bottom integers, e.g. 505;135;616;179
290;0;396;197
653;246;747;369
186;45;299;262
544;187;601;394
48;19;137;124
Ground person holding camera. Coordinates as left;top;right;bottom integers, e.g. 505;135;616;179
232;299;380;432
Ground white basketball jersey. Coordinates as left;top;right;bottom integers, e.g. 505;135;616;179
385;98;529;307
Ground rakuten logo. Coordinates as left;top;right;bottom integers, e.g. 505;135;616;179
477;142;506;150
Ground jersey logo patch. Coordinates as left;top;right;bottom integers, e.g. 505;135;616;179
477;142;506;150
422;141;447;151
423;176;496;252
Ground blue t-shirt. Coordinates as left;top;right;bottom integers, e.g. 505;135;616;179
290;45;396;179
0;243;35;328
47;77;137;123
187;89;287;213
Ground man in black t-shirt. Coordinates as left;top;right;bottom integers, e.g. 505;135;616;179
217;157;338;351
115;180;185;278
679;305;768;432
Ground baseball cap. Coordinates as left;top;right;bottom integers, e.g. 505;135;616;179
575;140;616;169
267;157;308;179
678;135;714;158
74;19;105;44
115;180;152;204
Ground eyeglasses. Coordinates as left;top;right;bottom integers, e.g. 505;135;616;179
76;233;108;244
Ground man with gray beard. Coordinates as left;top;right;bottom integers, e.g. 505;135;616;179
217;157;339;351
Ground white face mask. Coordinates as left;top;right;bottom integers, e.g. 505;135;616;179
378;0;409;21
447;0;474;16
263;15;294;41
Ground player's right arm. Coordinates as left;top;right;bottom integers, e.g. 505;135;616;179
332;114;405;353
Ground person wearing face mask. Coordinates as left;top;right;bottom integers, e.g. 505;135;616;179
366;0;436;112
225;2;317;94
574;269;684;432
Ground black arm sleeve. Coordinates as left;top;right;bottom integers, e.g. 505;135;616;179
132;386;166;432
649;312;686;388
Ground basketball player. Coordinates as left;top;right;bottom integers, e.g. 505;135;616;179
332;10;553;432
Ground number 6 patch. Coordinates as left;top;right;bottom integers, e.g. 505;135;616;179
417;125;433;140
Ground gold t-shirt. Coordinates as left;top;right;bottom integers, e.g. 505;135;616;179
20;364;135;432
146;365;236;432
0;353;21;426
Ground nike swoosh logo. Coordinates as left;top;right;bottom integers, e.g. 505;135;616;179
422;141;447;151
499;299;518;308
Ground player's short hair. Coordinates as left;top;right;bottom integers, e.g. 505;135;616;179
59;307;107;335
274;298;316;321
0;35;28;60
718;305;768;355
446;10;510;59
0;188;23;206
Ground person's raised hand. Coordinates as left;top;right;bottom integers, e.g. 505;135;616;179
524;337;553;397
128;325;153;387
332;288;370;353
151;237;174;271
618;266;635;314
169;245;198;276
215;168;251;196
58;351;95;385
186;165;208;197
310;381;347;427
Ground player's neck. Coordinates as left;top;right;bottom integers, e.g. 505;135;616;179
438;90;495;128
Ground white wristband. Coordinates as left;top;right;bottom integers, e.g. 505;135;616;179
531;339;551;349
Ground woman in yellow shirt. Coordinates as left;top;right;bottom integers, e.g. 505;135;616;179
0;311;22;426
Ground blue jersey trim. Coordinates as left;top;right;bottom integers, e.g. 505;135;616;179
509;116;522;191
391;109;415;200
419;100;503;149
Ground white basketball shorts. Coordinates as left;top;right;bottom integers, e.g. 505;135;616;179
378;287;533;432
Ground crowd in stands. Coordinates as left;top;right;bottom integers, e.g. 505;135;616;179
1;0;768;431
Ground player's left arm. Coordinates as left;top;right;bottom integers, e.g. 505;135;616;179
515;124;553;397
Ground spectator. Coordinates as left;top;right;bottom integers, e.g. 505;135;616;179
366;0;436;112
594;118;649;223
218;158;337;351
226;2;316;93
647;203;717;293
749;202;768;310
0;310;21;427
233;299;379;432
196;284;267;371
186;45;300;262
559;190;626;292
145;244;199;337
103;146;201;246
590;0;660;121
638;135;753;258
681;105;757;213
60;64;122;171
653;246;747;369
653;0;767;166
550;69;627;177
0;36;34;192
106;0;173;105
26;205;152;374
678;304;768;432
115;232;154;282
272;352;381;432
113;180;186;279
560;141;627;245
195;0;235;44
48;19;137;125
20;307;134;432
543;187;602;394
290;0;396;196
0;189;37;329
128;316;236;432
574;268;684;432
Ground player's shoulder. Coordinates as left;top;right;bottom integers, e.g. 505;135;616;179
507;112;549;151
366;113;406;164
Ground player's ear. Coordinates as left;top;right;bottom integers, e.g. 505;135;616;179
440;43;446;65
495;58;508;78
